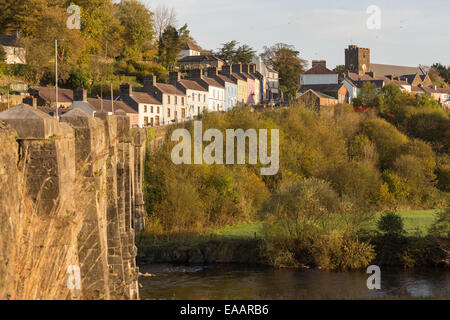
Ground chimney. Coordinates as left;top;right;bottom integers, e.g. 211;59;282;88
169;71;181;85
312;60;326;68
232;64;242;74
222;65;232;77
249;64;257;74
144;75;157;91
120;83;132;97
73;88;87;102
190;69;203;79
13;30;20;40
207;67;218;77
23;96;37;108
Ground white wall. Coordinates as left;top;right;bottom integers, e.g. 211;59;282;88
208;86;225;112
186;89;209;118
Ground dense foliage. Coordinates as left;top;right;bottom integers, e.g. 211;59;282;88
144;103;448;261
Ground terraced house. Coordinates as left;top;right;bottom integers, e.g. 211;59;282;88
221;65;248;107
190;69;225;112
206;67;238;111
119;83;163;127
232;64;255;105
169;71;209;118
144;75;187;124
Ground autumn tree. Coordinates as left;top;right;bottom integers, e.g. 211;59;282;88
159;24;190;71
216;41;255;64
116;0;154;60
261;43;307;98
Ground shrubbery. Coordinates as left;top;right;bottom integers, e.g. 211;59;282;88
143;102;449;268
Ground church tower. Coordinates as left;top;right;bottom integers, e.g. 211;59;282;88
345;45;370;75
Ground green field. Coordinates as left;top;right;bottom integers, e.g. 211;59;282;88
212;209;442;239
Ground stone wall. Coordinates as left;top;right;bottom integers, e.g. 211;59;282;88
0;105;147;300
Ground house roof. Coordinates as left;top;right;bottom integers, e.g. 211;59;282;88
0;34;21;47
182;42;202;52
216;74;236;84
30;86;74;103
155;83;185;96
301;89;337;100
304;64;336;75
201;76;225;88
86;98;137;114
371;63;427;77
299;83;344;93
421;86;450;94
178;55;223;63
131;91;161;105
179;79;208;92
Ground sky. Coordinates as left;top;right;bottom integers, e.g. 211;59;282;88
140;0;450;69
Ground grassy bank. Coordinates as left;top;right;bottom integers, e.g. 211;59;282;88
210;209;441;240
137;209;448;267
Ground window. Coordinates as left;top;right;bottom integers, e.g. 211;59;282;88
144;117;149;126
151;106;154;113
168;108;171;117
198;107;200;114
182;108;186;118
181;97;184;105
167;96;171;104
157;106;160;113
144;105;147;113
175;96;178;105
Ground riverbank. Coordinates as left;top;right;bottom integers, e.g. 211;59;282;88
137;210;449;268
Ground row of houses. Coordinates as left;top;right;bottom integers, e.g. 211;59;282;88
177;44;279;101
20;62;279;128
298;45;450;111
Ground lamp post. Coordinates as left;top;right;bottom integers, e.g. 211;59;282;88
55;39;64;120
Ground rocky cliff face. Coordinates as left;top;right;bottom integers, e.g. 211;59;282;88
0;105;147;300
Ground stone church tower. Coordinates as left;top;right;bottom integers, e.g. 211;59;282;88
345;45;371;75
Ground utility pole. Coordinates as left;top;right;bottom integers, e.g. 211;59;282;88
55;39;64;120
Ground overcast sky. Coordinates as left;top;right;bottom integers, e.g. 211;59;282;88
140;0;449;69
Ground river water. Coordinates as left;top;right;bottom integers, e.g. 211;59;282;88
139;264;449;300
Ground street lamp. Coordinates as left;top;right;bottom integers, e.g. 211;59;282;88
55;39;64;120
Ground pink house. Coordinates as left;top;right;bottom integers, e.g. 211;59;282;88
232;64;256;105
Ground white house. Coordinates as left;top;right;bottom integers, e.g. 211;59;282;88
252;56;279;100
190;69;225;112
0;31;26;64
169;71;209;119
178;42;201;60
119;83;163;127
206;67;238;111
300;61;338;85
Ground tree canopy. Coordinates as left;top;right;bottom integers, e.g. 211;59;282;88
261;43;307;98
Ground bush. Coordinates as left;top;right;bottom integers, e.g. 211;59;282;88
377;211;405;236
261;178;375;270
361;118;408;169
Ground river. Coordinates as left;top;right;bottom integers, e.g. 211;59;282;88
139;264;449;300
